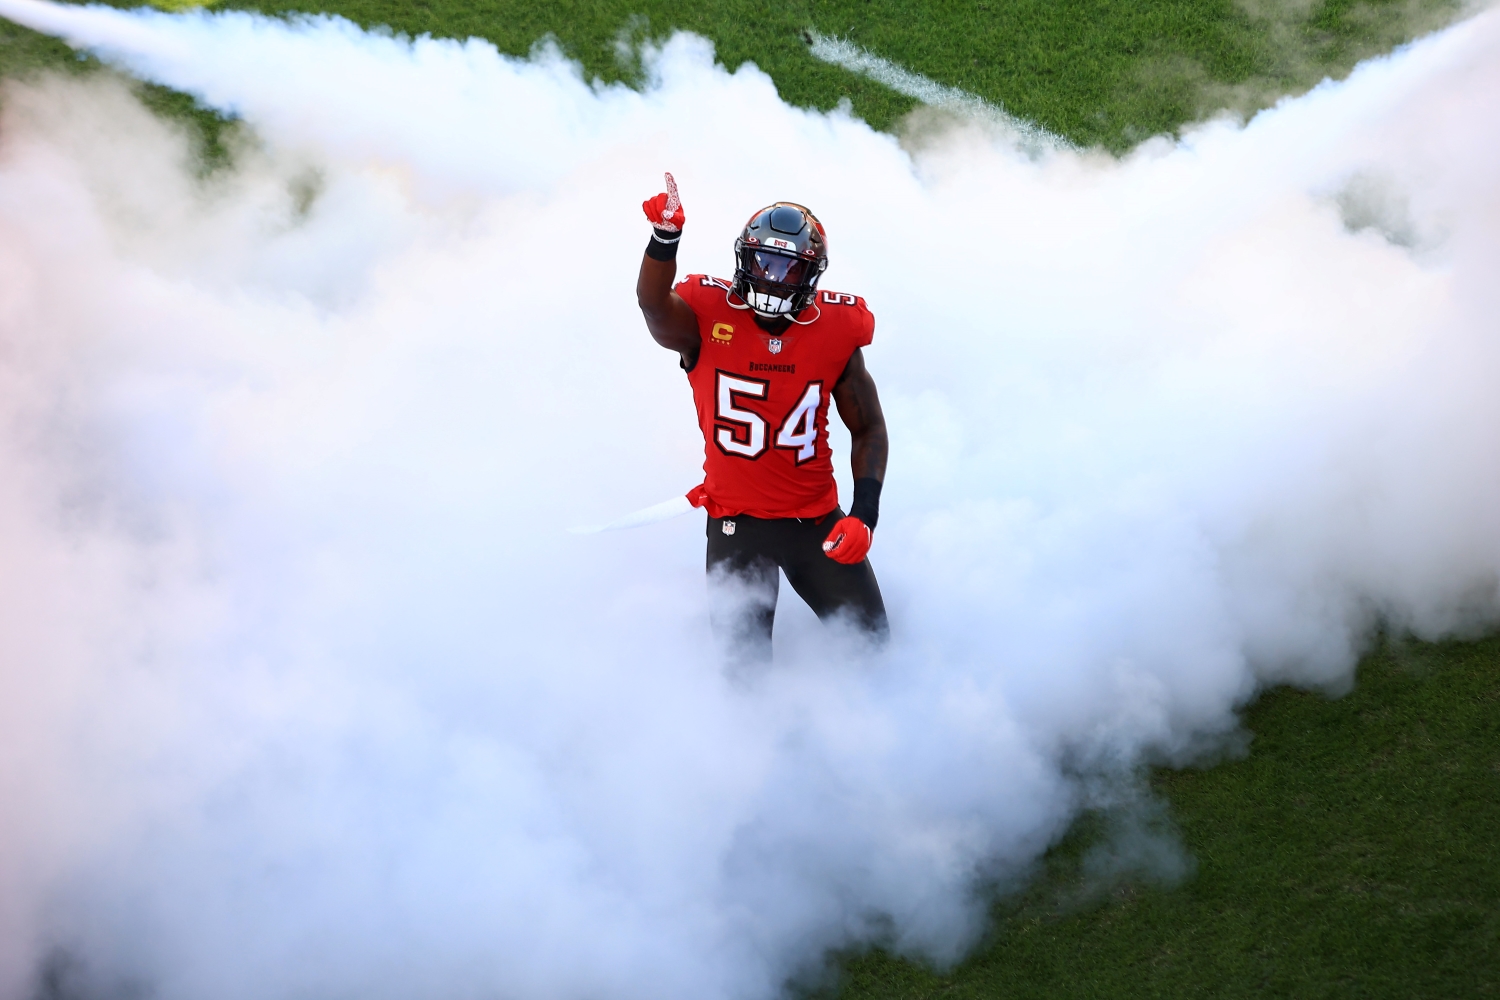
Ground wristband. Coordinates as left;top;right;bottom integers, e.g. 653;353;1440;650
645;227;680;261
849;477;882;530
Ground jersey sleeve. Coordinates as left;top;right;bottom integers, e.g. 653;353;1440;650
675;274;733;316
673;274;706;310
852;297;875;348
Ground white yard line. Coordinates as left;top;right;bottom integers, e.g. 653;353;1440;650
805;30;1070;151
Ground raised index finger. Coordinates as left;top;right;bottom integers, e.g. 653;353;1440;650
664;172;680;216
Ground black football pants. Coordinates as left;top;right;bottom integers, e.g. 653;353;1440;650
705;508;888;662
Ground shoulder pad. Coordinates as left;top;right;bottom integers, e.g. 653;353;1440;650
815;289;874;346
817;290;863;309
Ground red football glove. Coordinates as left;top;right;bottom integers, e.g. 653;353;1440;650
822;516;873;564
642;171;685;232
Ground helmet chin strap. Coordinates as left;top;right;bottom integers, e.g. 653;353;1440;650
788;302;821;326
729;285;790;318
727;285;822;324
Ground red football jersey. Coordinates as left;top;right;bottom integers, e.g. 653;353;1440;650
676;274;875;519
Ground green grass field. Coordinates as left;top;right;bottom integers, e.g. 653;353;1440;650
834;637;1500;997
2;0;1494;995
0;0;1466;145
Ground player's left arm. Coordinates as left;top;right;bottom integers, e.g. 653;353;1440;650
833;348;888;483
823;349;887;564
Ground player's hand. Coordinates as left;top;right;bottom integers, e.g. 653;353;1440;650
822;516;873;564
642;172;685;232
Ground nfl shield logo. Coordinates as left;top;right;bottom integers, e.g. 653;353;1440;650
768;338;782;354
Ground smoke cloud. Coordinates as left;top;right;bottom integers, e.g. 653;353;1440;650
0;2;1499;997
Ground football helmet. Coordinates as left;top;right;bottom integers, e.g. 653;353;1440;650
732;203;829;318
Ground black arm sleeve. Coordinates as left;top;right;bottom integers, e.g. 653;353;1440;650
645;226;681;261
849;477;883;530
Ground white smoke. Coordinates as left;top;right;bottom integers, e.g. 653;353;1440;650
0;2;1498;998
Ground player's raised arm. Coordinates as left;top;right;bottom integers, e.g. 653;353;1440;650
636;173;700;367
824;348;888;564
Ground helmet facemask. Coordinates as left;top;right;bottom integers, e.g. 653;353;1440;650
736;245;820;317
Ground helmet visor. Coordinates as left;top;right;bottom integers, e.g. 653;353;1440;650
747;251;811;286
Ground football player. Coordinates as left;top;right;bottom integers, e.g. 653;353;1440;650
636;174;889;661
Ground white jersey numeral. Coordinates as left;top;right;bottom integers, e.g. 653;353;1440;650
715;371;828;464
821;291;857;306
715;372;770;458
775;382;822;463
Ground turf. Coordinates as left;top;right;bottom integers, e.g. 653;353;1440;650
0;0;1466;146
831;636;1500;997
219;0;1463;146
0;11;238;167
